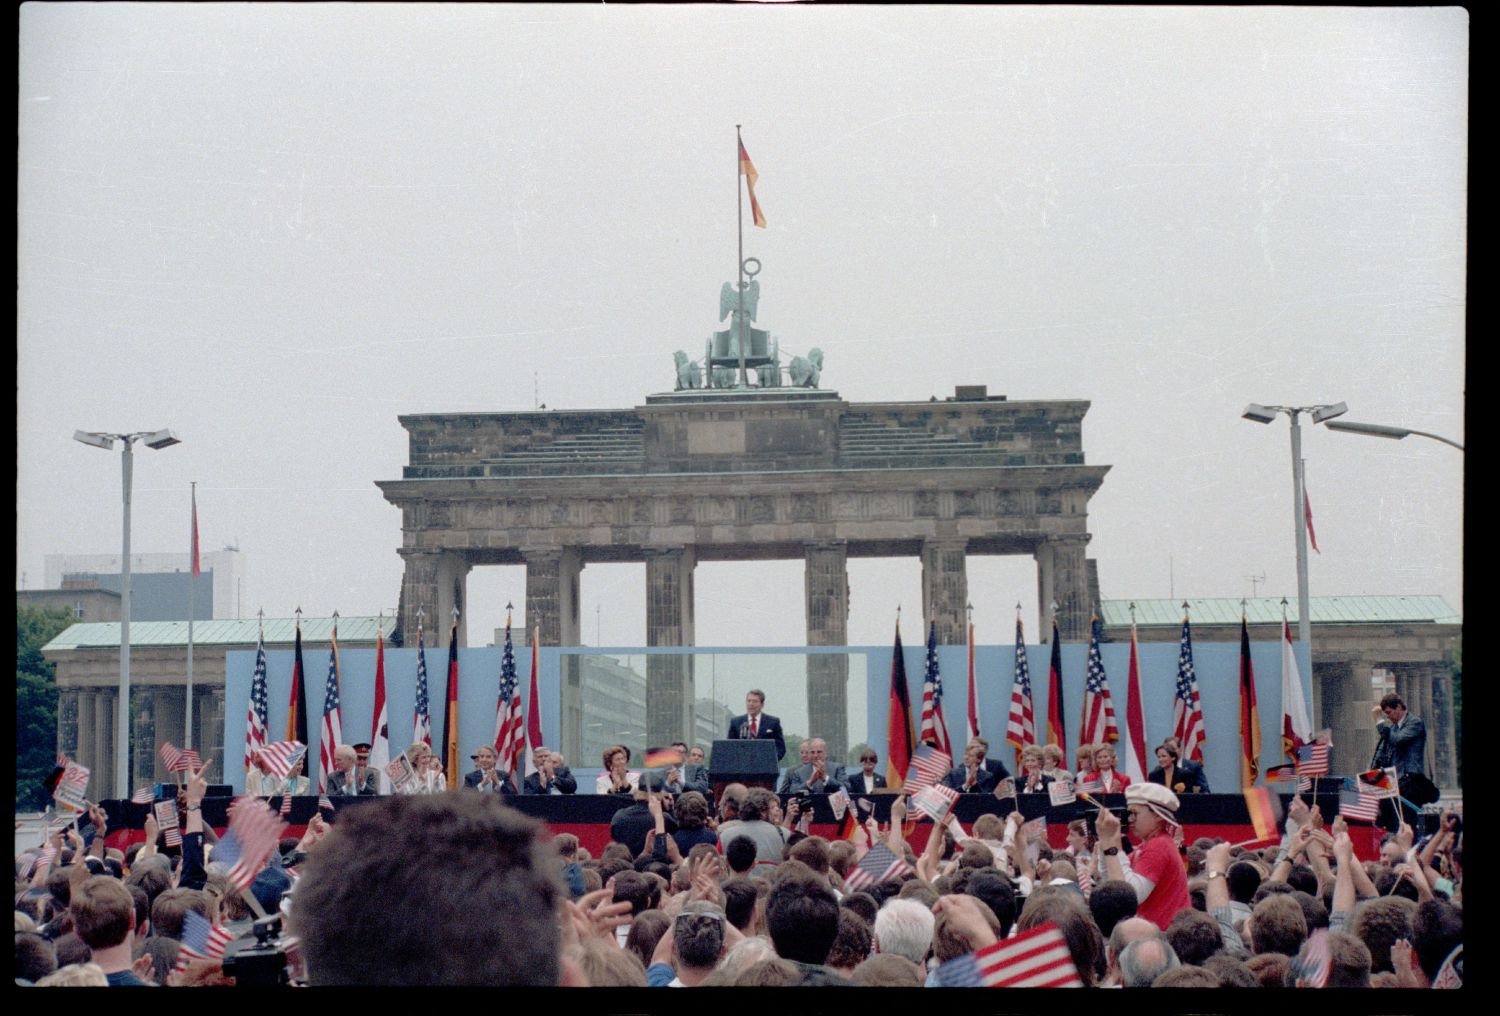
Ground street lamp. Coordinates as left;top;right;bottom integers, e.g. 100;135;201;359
72;428;182;798
1240;403;1346;655
1322;419;1464;451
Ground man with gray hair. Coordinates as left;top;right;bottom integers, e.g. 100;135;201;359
784;738;848;794
327;744;378;795
523;746;577;795
872;898;935;967
1103;916;1162;986
1117;934;1180;988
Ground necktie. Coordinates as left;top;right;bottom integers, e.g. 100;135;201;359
750;718;758;738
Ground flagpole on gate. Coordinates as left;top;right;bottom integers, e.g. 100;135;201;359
186;481;197;750
735;125;748;388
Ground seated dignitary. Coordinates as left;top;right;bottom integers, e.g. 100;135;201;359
524;746;578;795
942;738;1002;793
288;792;583;985
848;748;887;794
668;740;712;796
596;744;640;795
1080;743;1132;794
1148;740;1210;794
464;744;519;795
784;737;848;794
246;747;311;796
351;742;382;795
327;744;379;796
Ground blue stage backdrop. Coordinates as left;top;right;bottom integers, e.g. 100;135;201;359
225;638;1311;794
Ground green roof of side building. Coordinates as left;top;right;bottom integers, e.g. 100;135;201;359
42;616;396;652
1099;596;1459;628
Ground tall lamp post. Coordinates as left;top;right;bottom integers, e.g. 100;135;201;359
73;428;182;798
1322;419;1465;452
1240;402;1346;655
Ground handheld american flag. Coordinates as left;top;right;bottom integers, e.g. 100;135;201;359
413;620;432;748
494;616;524;779
910;783;960;821
903;743;952;795
243;625;270;775
316;626;343;793
1338;782;1381;822
1171;613;1206;763
131;786;156;805
843;842;913;892
1006;616;1037;764
160;742;201;774
1295;742;1331;777
1079;616;1118;750
1289;928;1332;988
257;741;307;780
919;619;952;755
937;920;1083;987
176;909;236;971
216;796;288;892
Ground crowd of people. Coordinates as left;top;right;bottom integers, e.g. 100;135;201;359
15;690;1459;988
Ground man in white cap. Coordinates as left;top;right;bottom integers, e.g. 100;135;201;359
1094;783;1189;931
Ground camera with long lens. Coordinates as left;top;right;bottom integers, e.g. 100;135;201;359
222;913;292;986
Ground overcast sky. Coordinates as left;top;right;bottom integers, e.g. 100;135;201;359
18;5;1465;649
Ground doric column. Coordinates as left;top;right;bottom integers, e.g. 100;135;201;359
399;549;441;648
153;687;183;783
1316;658;1369;777
94;688;116;800
805;542;850;761
75;690;96;784
1034;534;1090;641
645;547;696;749
1428;657;1458;791
525;548;583;649
920;538;969;646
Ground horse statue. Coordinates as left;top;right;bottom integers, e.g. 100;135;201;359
673;350;702;391
788;347;824;388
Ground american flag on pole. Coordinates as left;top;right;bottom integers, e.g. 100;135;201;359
316;626;343;794
176;909;237;972
1338;779;1381;822
1171;613;1206;763
257;741;306;780
131;786;156;805
1006;616;1037;764
1079;616;1118;750
215;796;288;892
413;620;432;748
842;842;913;892
1295;742;1331;777
160;742;201;774
1289;928;1332;988
494;616;525;779
524;625;544;778
919;620;952;755
243;625;270;775
903;743;952;795
936;921;1083;987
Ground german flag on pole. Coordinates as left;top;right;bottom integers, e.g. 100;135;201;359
886;618;915;790
287;616;308;747
444;620;460;790
739;140;766;228
1239;612;1261;786
1046;613;1066;750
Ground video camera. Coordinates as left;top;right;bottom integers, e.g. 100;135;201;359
222;912;301;986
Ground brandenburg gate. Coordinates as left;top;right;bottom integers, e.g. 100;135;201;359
377;281;1109;747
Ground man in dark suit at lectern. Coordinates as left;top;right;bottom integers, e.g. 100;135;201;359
727;689;786;762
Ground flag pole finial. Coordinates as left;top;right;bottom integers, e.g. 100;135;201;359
451;605;460;622
1182;600;1191;618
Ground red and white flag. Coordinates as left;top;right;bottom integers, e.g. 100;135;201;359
257;741;306;780
316;626;343;793
1079;616;1119;749
494;616;524;779
1304;489;1320;554
371;626;391;794
842;842;913;892
176;910;236;972
131;786;155;805
1121;620;1148;784
216;796;288;892
1280;618;1313;759
910;783;960;821
524;625;544;778
962;921;1083;987
1005;616;1037;765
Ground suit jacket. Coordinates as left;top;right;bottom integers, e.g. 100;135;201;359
941;765;999;794
522;766;578;795
847;770;887;795
327;768;378;796
727;712;787;761
1148;760;1210;794
463;769;518;795
680;763;712;796
1376;715;1428;777
785;763;848;795
981;756;1012;782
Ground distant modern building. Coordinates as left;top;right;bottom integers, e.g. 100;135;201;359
45;548;247;621
17;587;121;623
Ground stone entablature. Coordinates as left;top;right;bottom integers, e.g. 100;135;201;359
395;396;1092;480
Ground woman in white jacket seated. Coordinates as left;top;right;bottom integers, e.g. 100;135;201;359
245;749;311;796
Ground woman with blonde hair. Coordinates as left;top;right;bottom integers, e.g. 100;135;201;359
1018;745;1050;793
1040;743;1072;783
